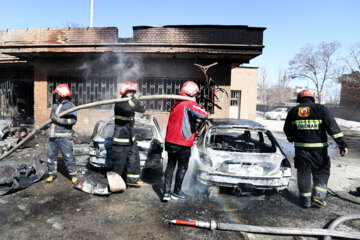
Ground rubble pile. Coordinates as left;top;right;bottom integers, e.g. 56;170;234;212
0;119;38;156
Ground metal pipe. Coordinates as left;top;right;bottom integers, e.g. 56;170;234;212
89;0;94;27
0;95;194;161
170;217;360;239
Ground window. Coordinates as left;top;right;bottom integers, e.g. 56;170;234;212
138;77;214;113
208;128;276;153
230;91;240;106
48;76;117;109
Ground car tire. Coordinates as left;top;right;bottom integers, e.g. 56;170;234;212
276;115;281;121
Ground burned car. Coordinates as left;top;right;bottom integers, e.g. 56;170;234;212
89;113;163;170
195;119;291;193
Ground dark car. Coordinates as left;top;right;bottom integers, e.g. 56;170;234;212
195;118;291;193
88;113;164;170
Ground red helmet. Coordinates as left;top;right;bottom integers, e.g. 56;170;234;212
54;84;72;98
179;81;200;97
120;82;136;95
297;90;315;103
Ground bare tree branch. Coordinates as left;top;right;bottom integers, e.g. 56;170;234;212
288;42;341;104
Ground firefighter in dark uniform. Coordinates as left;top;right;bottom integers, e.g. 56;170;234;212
284;90;348;208
112;82;146;187
46;84;78;183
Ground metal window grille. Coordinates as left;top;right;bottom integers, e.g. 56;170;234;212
138;77;214;113
48;76;117;109
230;91;240;106
0;80;15;117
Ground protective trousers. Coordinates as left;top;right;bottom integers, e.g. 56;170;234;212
112;142;141;183
163;147;191;194
47;137;77;178
295;148;330;203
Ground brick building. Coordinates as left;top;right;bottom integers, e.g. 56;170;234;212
338;71;360;107
0;25;265;134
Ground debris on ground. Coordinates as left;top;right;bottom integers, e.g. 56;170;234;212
0;156;47;195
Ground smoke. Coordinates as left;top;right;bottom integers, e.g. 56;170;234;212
78;52;144;84
182;146;209;195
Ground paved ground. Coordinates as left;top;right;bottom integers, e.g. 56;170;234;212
0;119;359;240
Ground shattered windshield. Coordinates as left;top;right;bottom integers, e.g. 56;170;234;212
208;128;276;153
134;124;153;140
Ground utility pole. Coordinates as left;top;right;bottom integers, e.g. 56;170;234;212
90;0;94;27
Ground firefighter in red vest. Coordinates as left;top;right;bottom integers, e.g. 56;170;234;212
284;90;348;208
112;82;146;187
163;81;208;201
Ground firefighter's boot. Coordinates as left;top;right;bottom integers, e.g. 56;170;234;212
46;175;56;183
299;192;312;208
312;185;327;207
71;177;78;184
127;180;144;188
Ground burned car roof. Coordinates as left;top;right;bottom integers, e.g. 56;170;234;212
207;118;265;129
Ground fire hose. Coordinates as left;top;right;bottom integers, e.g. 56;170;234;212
0;95;194;161
170;214;360;239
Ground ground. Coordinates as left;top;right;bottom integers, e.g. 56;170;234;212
0;117;359;240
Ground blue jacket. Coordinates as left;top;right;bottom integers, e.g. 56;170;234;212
49;99;77;138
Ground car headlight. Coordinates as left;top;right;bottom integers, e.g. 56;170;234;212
199;153;213;167
257;162;277;173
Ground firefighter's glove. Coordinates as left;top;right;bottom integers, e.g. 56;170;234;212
50;114;61;124
340;147;348;157
131;96;139;105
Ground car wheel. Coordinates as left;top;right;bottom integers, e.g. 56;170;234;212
276;115;281;121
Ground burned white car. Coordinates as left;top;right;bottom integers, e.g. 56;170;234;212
89;113;163;170
195;119;291;192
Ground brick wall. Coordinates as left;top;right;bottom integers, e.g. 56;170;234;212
133;25;264;45
0;27;118;45
340;82;360;107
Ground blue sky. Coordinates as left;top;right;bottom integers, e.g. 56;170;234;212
1;0;359;87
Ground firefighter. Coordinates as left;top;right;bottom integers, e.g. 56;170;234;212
283;90;348;208
46;84;78;183
163;81;208;201
112;81;146;187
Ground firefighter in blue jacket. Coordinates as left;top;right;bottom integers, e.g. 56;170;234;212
46;84;78;183
284;90;348;208
112;82;146;187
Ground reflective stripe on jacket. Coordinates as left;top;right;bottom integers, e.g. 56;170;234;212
113;96;145;146
283;98;347;149
165;100;208;147
49;100;77;138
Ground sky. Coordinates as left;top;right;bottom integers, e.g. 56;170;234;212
1;0;359;88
